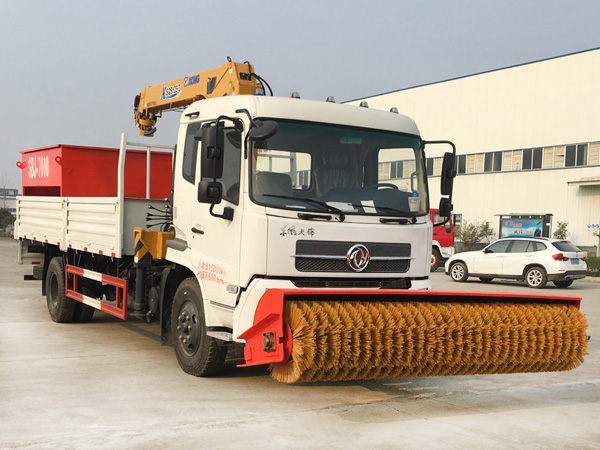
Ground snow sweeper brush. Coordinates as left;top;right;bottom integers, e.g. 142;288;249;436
238;289;588;384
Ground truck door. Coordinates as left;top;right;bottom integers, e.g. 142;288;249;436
179;122;243;309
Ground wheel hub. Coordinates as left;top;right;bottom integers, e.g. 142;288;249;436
176;300;201;356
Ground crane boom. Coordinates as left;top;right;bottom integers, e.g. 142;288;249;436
133;59;262;136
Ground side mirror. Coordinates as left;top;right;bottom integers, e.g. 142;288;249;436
200;124;224;179
440;152;456;196
198;180;223;204
248;120;279;141
438;197;453;218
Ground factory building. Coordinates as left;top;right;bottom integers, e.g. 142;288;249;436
348;48;600;249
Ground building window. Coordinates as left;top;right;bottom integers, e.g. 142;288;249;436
484;153;492;172
565;144;588;167
457;155;466;174
523;148;543;170
392;161;403;179
493;151;502;171
426;158;434;176
453;214;462;241
484;151;502;172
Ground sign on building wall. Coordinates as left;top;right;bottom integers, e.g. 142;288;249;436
499;215;552;238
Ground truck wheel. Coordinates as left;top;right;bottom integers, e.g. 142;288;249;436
46;257;76;323
430;248;442;272
553;280;573;288
450;262;468;282
171;278;227;376
73;285;97;322
525;266;547;289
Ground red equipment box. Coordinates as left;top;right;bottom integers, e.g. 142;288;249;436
17;144;172;199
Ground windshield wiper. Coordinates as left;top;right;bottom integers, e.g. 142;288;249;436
347;203;414;217
261;194;346;221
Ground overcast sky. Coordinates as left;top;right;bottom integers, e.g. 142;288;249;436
1;0;599;189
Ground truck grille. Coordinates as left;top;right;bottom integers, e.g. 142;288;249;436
294;240;411;273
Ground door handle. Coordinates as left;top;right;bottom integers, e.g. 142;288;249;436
192;227;204;235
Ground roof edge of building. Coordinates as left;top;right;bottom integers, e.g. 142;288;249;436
345;46;600;103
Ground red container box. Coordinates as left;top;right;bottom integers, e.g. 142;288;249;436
18;145;172;199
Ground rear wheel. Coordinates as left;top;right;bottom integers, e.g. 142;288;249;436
46;257;76;323
73;285;96;323
479;277;494;283
430;248;442;272
553;280;574;288
525;266;547;288
450;262;468;282
171;278;227;376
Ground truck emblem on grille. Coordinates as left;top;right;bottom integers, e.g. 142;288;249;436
346;244;370;272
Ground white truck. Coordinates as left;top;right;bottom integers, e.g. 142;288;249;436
14;61;587;383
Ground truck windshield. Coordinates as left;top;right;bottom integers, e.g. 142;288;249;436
250;120;427;217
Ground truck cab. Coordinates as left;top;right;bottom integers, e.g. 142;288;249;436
166;96;453;338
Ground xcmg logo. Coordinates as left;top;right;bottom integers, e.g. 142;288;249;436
184;74;200;87
161;83;181;100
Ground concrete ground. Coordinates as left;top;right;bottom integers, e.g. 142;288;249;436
1;237;598;449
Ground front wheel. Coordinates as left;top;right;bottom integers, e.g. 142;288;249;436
431;248;442;272
450;262;468;282
525;266;547;288
171;278;227;377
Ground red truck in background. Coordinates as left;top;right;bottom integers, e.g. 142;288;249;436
431;208;455;272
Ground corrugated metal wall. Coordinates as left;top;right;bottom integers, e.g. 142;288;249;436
350;49;600;246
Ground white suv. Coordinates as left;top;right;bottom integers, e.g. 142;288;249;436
445;237;587;288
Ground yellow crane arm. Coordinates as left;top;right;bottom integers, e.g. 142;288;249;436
134;59;262;136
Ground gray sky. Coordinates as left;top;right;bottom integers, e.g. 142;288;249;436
1;0;599;189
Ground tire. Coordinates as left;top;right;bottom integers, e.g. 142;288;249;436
171;278;227;377
450;262;468;282
525;266;547;289
46;257;76;323
553;280;574;288
72;285;97;323
479;277;494;283
430;248;442;272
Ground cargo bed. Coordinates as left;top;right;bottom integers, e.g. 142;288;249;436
15;195;165;258
14;134;174;258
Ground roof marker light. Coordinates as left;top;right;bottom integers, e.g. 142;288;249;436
359;101;369;108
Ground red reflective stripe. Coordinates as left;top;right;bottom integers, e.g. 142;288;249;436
69;266;85;276
65;264;128;320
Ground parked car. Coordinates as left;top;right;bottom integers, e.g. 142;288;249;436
444;237;587;288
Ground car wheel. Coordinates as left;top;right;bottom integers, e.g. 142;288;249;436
525;266;547;288
479;277;494;283
553;280;573;288
431;248;442;272
450;262;468;282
